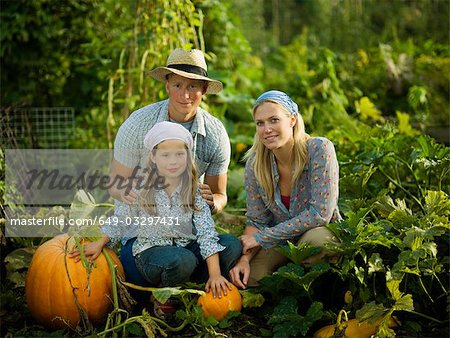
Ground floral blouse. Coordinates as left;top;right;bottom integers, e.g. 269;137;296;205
245;137;341;249
102;184;225;259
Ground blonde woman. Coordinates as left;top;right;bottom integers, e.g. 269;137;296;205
229;90;341;289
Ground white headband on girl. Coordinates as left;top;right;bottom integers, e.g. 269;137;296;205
144;121;194;151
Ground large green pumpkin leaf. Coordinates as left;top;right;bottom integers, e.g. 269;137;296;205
274;262;330;292
4;247;35;272
69;189;96;222
356;301;388;322
368;253;385;274
425;190;449;210
240;289;265;308
121;282;205;304
268;297;323;338
276;241;321;265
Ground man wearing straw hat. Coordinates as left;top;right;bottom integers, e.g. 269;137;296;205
107;48;232;286
110;48;229;211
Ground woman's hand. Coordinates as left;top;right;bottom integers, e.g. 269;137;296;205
68;236;109;262
206;274;233;298
240;234;260;254
229;257;251;289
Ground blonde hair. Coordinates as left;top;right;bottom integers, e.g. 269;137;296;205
139;143;199;215
244;99;310;207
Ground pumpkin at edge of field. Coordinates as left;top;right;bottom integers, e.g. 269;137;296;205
25;234;124;330
197;284;242;321
313;315;400;338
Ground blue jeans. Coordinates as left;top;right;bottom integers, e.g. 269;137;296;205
120;234;242;287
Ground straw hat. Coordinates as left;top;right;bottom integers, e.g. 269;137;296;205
149;48;223;94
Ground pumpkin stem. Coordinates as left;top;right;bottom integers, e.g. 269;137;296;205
102;248;136;337
103;249;119;309
116;274;137;313
63;236;94;334
333;309;348;336
98;310;189;336
404;310;447;324
102;248;124;338
73;236;94;296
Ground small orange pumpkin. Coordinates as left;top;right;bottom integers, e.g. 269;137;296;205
313;315;399;338
25;234;124;329
197;284;242;321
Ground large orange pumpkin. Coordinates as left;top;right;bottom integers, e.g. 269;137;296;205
197;284;242;321
25;234;124;329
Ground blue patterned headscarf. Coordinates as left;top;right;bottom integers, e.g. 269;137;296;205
254;90;299;116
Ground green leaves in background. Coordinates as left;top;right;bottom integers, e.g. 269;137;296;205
1;1;449;336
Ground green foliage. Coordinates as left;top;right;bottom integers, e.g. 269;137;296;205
275;262;330;293
330;133;449;334
4;247;35;288
356;274;414;338
356;97;385;123
245;124;449;337
235;0;449;53
267;298;323;338
241;289;265;308
230;0;449;143
336;124;450;214
225;167;246;207
1;0;95;106
276;241;322;266
2;1;449;337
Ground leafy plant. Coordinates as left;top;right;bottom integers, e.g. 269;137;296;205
327;126;450;336
247;122;449;337
268;297;323;338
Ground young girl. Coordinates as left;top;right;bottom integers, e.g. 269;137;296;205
70;121;241;300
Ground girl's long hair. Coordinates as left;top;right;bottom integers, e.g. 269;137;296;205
139;144;199;215
243;99;310;207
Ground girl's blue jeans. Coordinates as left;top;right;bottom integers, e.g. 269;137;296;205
119;234;242;287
